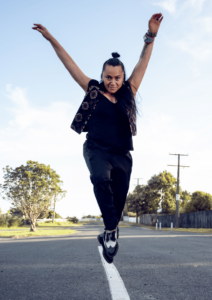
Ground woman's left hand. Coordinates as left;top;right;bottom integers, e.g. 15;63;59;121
148;13;163;34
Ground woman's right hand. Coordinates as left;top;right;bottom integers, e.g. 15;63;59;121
32;24;53;41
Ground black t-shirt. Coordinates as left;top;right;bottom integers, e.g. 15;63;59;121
86;92;133;154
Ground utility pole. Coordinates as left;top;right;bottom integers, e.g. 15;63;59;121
133;178;143;224
168;154;189;229
52;195;56;223
134;178;143;186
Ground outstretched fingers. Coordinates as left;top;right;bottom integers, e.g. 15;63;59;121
159;16;163;23
32;23;44;29
32;24;45;32
151;13;163;21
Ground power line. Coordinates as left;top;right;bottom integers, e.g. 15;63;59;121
168;153;190;229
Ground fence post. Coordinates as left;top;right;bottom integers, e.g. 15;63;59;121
156;223;158;230
171;222;173;232
159;223;161;230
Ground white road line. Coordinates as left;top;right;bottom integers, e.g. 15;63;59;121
98;246;130;300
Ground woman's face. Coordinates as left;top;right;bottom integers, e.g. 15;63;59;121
102;65;124;94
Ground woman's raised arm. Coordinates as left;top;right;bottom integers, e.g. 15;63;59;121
32;24;91;92
127;14;163;95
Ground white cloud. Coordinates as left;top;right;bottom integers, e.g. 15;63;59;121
6;85;28;108
170;38;212;63
153;0;207;16
158;0;212;74
185;0;206;14
135;112;195;157
153;0;177;14
1;85;82;159
193;16;212;33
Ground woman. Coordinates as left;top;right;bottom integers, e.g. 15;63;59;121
32;13;163;263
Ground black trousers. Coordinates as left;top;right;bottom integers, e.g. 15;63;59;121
83;140;132;231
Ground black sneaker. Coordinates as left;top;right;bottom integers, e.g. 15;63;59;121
103;229;119;258
97;233;113;264
98;226;119;245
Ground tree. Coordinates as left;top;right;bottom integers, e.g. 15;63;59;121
10;208;23;218
44;210;62;219
184;191;212;213
126;192;141;223
0;161;66;231
127;184;160;222
82;214;96;219
161;191;175;214
139;185;160;214
0;207;2;214
180;190;191;213
67;216;79;223
148;171;176;192
148;171;177;214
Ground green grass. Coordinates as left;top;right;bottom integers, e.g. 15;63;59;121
0;228;76;238
37;221;80;227
124;222;212;234
0;221;81;237
0;220;100;236
156;227;212;234
0;221;82;230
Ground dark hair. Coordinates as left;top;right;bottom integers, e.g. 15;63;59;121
100;52;140;116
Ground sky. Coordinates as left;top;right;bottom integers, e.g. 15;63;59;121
0;0;212;218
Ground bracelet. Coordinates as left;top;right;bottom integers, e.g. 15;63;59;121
143;33;154;44
147;30;157;37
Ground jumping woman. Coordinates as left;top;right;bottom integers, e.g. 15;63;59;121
32;13;163;263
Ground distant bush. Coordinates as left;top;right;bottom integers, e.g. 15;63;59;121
0;217;24;228
8;217;23;227
184;191;212;213
67;216;78;223
128;212;136;217
45;220;52;223
82;215;96;219
0;216;8;227
40;211;62;219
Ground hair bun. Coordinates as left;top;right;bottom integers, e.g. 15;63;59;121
112;52;120;59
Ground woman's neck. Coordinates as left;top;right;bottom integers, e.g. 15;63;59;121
103;92;117;104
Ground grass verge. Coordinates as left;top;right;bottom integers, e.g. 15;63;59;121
123;222;212;234
0;229;76;238
0;222;83;231
37;221;80;227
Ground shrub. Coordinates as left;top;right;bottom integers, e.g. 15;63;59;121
184;191;212;213
128;212;136;217
0;216;8;227
67;216;78;223
8;217;23;227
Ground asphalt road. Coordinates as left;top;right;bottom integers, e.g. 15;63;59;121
0;223;212;300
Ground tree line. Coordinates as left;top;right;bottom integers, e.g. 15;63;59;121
124;171;212;222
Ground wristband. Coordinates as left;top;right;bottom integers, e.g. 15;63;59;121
143;33;154;44
147;30;157;37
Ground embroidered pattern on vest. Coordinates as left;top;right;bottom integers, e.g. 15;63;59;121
71;85;100;134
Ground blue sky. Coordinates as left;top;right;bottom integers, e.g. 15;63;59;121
1;0;212;218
